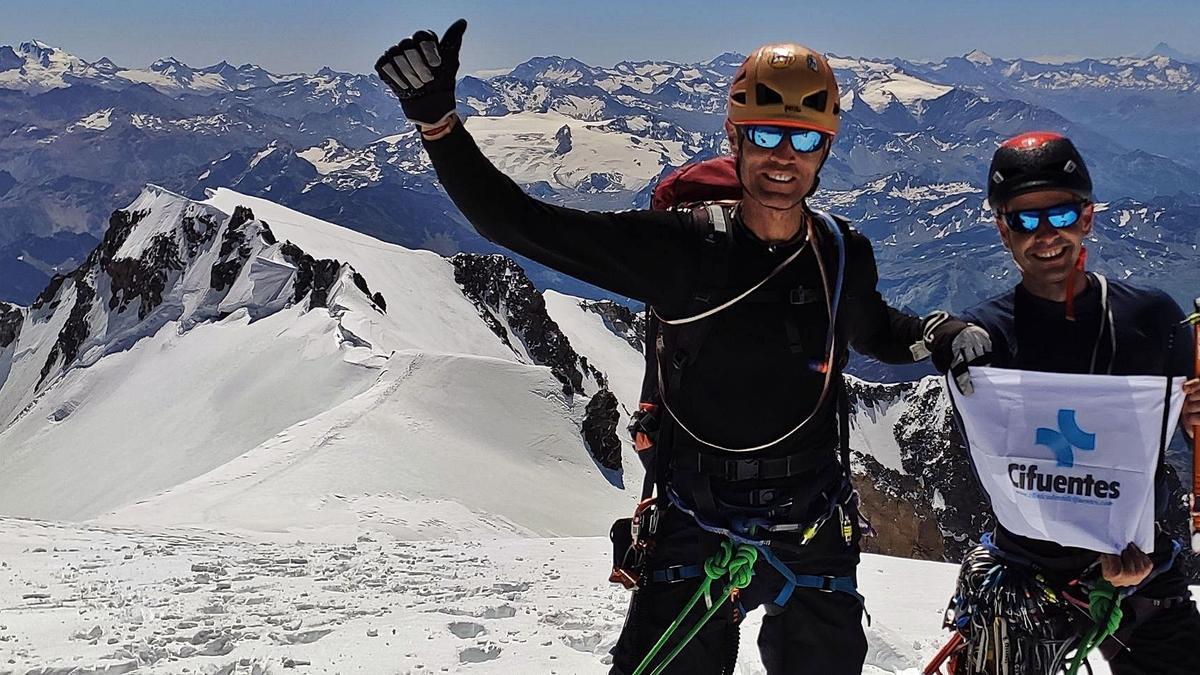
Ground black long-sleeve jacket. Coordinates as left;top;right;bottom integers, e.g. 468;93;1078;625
424;122;923;479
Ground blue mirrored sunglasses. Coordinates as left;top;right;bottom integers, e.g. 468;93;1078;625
1002;202;1086;233
743;125;826;153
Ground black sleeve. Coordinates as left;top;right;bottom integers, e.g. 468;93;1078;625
422;122;698;307
839;229;924;364
1154;291;1194;378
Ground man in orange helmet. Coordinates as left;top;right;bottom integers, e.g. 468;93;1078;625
376;21;983;674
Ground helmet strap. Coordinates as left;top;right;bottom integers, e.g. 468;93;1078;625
1064;247;1088;321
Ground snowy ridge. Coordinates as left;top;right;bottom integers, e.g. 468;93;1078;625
0;188;645;530
100;349;630;541
0;41;303;95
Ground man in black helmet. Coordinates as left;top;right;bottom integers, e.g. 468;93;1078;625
946;131;1200;675
374;20;981;675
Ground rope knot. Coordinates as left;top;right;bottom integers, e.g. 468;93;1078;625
702;540;758;589
703;540;735;579
725;544;758;590
1087;580;1123;634
1066;579;1124;675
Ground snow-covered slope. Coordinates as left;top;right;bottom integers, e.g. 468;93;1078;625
99;350;630;540
0;518;1151;675
0;187;643;534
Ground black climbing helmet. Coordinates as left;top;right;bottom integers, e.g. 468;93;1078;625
987;131;1094;210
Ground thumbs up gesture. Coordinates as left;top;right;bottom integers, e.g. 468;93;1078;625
375;19;468;128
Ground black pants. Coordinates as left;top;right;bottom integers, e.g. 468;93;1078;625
608;500;867;675
1100;567;1200;675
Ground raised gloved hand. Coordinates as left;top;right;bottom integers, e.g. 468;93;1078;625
375;19;467;128
923;311;993;395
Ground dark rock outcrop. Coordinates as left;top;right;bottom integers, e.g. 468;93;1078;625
582;388;622;470
180;212;221;257
39;278;95;385
554;124;572;155
92;208;149;269
210;206;255;293
890;383;992;563
33;206;155;385
580;299;645;352
452;253;583;396
30;274;69;312
0;301;23;348
351;271;386;313
279;242;341;309
107;233;183;319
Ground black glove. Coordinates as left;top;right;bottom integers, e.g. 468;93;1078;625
375;19;467;126
923;311;993;395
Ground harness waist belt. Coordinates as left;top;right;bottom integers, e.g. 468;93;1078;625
671;449;836;482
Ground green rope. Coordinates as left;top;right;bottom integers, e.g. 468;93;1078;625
1066;580;1123;675
631;539;758;675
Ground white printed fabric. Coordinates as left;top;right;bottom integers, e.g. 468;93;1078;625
949;367;1184;554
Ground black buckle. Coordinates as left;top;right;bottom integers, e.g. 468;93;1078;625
658;565;690;583
818;576;836;593
728;460;759;482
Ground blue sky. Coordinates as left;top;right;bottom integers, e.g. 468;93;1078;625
3;0;1197;73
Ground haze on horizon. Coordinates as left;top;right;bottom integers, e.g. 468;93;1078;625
2;0;1197;76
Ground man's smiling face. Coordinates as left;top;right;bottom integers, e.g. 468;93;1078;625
996;189;1094;285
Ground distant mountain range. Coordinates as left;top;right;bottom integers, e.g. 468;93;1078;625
1;40;1197;352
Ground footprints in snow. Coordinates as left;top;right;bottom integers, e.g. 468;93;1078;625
448;621;486;639
4;521;632;672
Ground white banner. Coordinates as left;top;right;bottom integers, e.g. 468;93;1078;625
948;367;1185;554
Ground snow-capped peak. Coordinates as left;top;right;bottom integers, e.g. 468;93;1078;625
964;49;994;66
704;51;746;68
150;56;189;72
508;55;596;85
17;40;57;61
0;41;95;91
92;56;119;73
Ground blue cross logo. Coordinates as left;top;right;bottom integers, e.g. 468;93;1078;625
1035;409;1096;468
